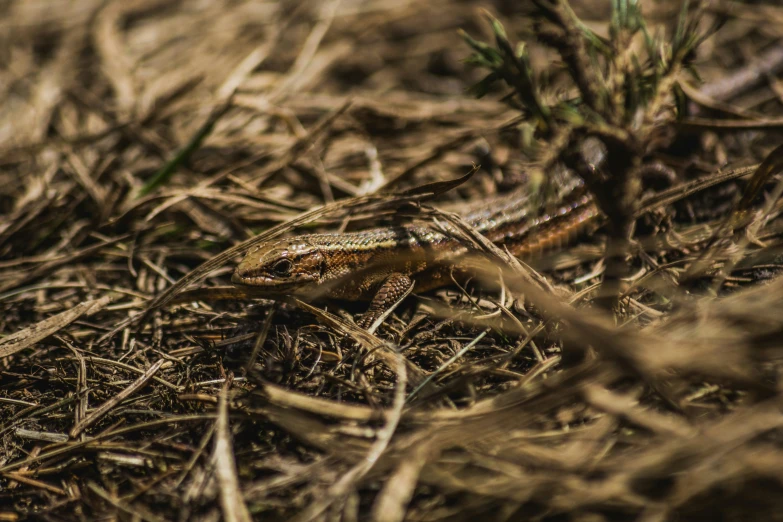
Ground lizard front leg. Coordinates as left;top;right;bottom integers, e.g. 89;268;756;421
357;273;414;331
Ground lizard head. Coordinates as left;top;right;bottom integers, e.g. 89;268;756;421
231;239;326;297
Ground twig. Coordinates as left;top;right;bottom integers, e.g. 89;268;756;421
69;359;165;437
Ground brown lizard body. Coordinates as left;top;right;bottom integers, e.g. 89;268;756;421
232;181;601;327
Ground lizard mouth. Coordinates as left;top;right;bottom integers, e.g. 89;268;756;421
232;271;284;287
230;270;312;295
230;269;254;286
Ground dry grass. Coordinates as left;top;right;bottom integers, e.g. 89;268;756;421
3;0;783;520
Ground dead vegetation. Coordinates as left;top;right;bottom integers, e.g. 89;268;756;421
3;0;783;520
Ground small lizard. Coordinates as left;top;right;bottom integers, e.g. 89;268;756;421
232;180;602;329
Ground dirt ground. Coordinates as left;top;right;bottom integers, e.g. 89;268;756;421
3;0;783;520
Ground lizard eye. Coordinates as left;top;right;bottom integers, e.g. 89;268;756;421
271;258;293;276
